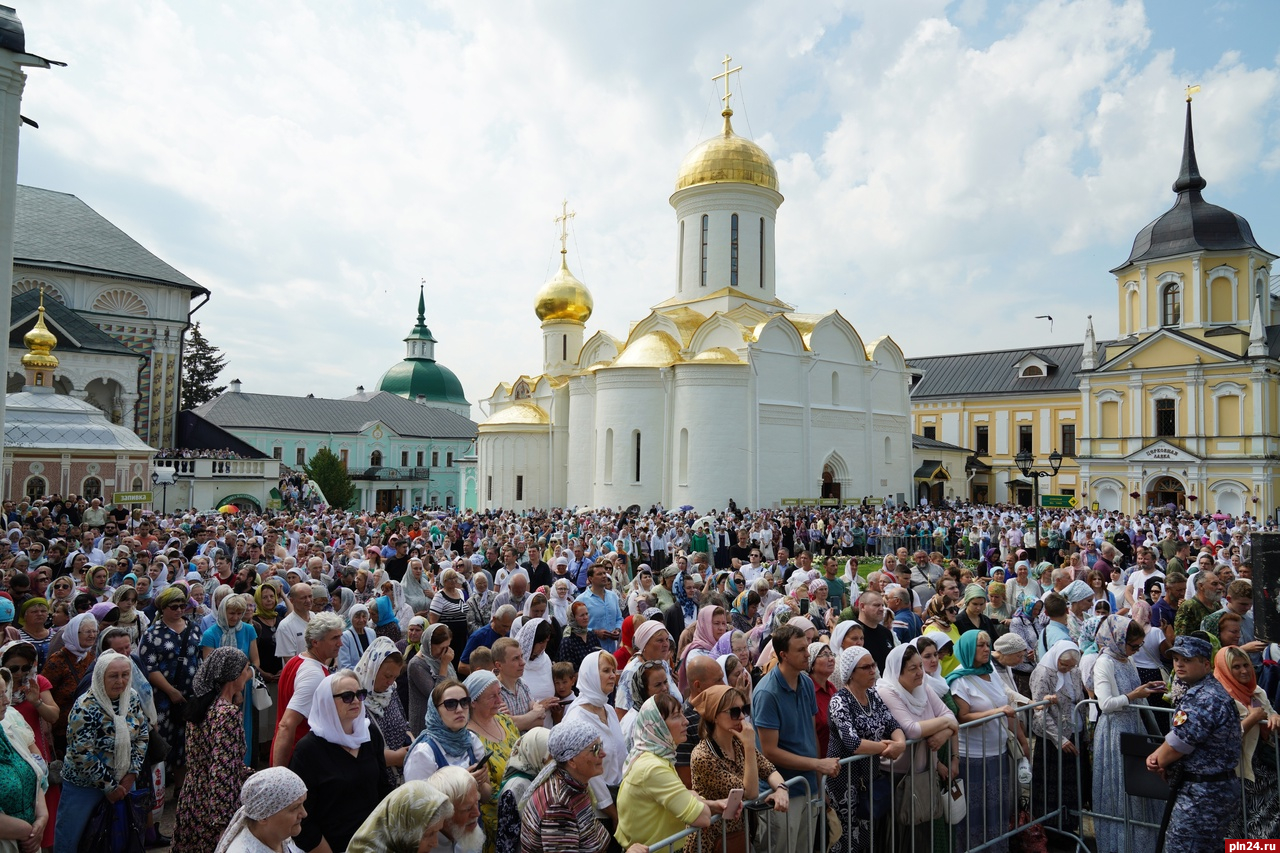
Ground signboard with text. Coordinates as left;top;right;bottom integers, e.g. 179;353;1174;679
1039;494;1078;509
111;491;153;504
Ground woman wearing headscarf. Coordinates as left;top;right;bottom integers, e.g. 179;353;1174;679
827;645;905;853
1061;579;1095;640
615;694;730;849
388;580;415;633
954;584;996;637
371;590;404;643
687;684;789;853
516;617;555;705
0;661;47;853
200;592;261;767
547;578;573;627
403;679;489;783
464;573;494;635
288;670;391;853
677;606;729;693
355;636;411;787
518;721;613;853
1090;615;1163;852
947;631;1018;853
348;780;454;853
562;651;626;819
330;587;356;627
111;584;149;647
558;602;601;670
43;611;98;754
1215;645;1280;840
401;559;432;617
464;670;521;849
213;766;307;853
408;623;456;736
494;729;550;853
1029;639;1087;834
615;619;680;712
79;565;112;603
338;603;377;670
173;647;254;853
17;596;52;665
54;651;148;853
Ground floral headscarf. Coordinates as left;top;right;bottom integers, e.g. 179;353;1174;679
1094;615;1133;661
347;781;453;853
622;696;678;775
354;636;400;715
1077;615;1103;655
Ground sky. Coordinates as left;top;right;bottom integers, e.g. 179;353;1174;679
13;0;1280;420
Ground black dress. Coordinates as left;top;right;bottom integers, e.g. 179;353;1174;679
289;727;391;853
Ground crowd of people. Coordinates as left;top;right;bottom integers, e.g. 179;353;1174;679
0;491;1274;853
154;449;247;461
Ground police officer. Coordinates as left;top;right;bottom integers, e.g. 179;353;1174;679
1145;635;1242;853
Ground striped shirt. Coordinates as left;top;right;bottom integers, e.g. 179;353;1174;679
520;769;610;853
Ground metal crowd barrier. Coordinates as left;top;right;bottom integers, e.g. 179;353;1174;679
644;775;818;853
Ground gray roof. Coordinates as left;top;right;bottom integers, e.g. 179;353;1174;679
911;433;974;454
4;389;154;453
14;185;208;294
9;289;137;357
195;389;477;440
908;343;1087;399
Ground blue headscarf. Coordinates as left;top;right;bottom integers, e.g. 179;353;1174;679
945;630;994;685
415;682;473;757
373;595;395;627
464;669;498;702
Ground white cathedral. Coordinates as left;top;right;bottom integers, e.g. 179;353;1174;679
476;66;913;511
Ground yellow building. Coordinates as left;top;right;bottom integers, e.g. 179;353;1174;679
910;99;1277;517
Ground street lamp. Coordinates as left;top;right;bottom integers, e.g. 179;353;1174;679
151;467;177;516
1015;449;1063;561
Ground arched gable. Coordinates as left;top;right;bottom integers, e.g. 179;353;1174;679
809;312;866;363
866;335;906;371
626;311;683;347
688;313;749;355
579;331;621;369
752;315;806;355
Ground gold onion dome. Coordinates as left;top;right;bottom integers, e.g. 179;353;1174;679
21;296;59;369
675;110;778;192
534;254;594;323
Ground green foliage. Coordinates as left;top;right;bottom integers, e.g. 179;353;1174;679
304;447;356;509
181;323;228;410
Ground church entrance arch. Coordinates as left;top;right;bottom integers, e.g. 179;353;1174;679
1145;475;1185;511
820;452;849;501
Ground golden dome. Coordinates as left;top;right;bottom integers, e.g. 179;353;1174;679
612;331;682;369
689;346;742;364
479;402;550;429
675;111;779;193
21;297;59;370
534;255;593;323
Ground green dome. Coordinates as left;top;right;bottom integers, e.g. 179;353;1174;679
377;358;468;405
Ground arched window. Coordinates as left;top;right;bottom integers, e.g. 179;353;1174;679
831;371;840;405
604;429;614;482
1162;284;1181;327
370;450;383;467
759;218;765;288
700;215;709;287
131;477;144;491
24;476;45;501
884;436;892;462
82;477;102;500
562;335;567;361
678;428;689;485
730;213;739;287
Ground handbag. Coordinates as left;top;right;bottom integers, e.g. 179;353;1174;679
895;758;945;825
78;789;152;853
252;673;272;711
145;726;170;765
943;778;967;825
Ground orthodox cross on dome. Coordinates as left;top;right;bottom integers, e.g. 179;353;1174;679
555;199;576;256
1185;84;1200;103
712;54;742;116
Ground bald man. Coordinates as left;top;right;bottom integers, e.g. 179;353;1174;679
678;655;725;768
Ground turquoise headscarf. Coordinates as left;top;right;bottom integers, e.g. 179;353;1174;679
373;595;395;627
945;630;994;685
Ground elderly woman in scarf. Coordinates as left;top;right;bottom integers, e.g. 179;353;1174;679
1060;580;1095;640
43;611;99;754
559;601;601;670
408;623;457;736
55;650;148;853
355;637;411;787
547;578;573;627
401;559;432;617
615;694;729;849
348;781;454;853
331;587;356;627
518;720;621;853
213;766;307;853
494;729;550;853
173;647;254;853
288;670;391;853
199;592;261;766
955;584;997;638
339;603;377;670
1029;640;1087;833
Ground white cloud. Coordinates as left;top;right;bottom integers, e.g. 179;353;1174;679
13;0;1280;414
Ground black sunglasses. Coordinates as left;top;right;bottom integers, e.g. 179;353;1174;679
8;664;32;673
438;696;471;712
334;689;369;705
723;705;746;720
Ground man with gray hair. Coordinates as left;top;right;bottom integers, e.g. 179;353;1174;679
460;604;516;677
271;611;344;766
492;571;530;614
275;581;314;663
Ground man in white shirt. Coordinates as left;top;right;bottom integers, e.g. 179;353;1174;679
275;583;313;664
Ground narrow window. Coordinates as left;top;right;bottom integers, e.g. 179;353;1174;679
370;450;382;467
340;449;348;469
1018;425;1033;454
759;218;765;287
82;477;102;500
416;450;424;467
296;448;306;465
884;436;891;462
562;335;567;361
431;451;439;467
446;451;454;467
831;371;839;405
400;450;409;467
1162;284;1181;326
516;475;524;501
25;477;45;501
975;426;989;455
633;431;642;483
700;215;709;287
272;447;283;460
730;213;739;287
604;429;614;482
1061;424;1076;456
678;220;685;291
678;429;689;484
1156;399;1176;437
486;476;492;501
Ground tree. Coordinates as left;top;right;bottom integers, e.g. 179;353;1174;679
304;447;356;509
181;323;228;410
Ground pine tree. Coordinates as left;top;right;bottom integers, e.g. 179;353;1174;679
304;447;356;509
181;323;228;410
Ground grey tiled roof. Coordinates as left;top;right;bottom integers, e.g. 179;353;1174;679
9;289;137;356
911;433;974;453
14;185;208;294
195;390;477;440
4;390;154;452
908;343;1087;399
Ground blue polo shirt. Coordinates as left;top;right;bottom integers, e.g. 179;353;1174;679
461;624;502;664
575;588;623;652
752;666;819;790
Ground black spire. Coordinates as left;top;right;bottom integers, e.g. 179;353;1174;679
1172;99;1207;194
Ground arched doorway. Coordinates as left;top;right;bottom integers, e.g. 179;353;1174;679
821;468;841;501
820;452;849;501
1146;476;1185;511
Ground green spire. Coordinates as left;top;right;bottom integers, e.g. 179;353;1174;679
407;282;436;344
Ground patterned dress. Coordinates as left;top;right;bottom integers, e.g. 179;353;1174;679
471;713;520;852
519;768;610;853
138;619;202;768
687;734;778;853
42;647;95;754
827;687;901;853
1092;655;1159;852
172;699;254;853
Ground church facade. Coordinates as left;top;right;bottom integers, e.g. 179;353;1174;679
909;99;1280;517
477;70;914;511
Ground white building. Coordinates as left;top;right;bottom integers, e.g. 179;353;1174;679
477;72;913;510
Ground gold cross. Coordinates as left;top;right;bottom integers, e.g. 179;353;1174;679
712;54;742;114
1185;84;1200;103
555;199;576;255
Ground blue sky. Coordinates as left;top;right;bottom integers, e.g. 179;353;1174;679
13;0;1280;416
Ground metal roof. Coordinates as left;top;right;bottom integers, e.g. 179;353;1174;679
14;185;208;294
8;288;137;357
194;389;477;440
907;343;1087;399
4;389;154;453
911;433;974;454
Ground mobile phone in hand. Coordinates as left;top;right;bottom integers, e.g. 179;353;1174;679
471;750;494;770
725;788;744;821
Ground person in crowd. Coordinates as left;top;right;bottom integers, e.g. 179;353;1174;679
1029;640;1087;833
827;645;905;853
616;619;680;711
921;596;961;675
464;573;494;636
54;650;148;853
211;766;308;853
518;720;622;853
492;637;554;732
615;694;731;849
430;569;471;664
404;679;490;788
688;684;789;853
401;559;432;617
947;631;1020;853
1091;615;1162;852
463;669;520;845
494;728;550;853
288;670;391;853
424;765;486;853
354;637;411;787
272;613;344;768
275;583;313;665
954;585;996;638
461;606;515;677
338;603;377;670
619;659;670;746
0;664;47;853
348;782;454;853
516;617;555;708
559;601;601;670
140;585;203;791
409;623;456;736
677;605;729;692
201;592;261;766
808;641;837;759
173;647;254;853
1214;645;1280;840
44;611;98;754
990;633;1033;707
111;585;148;647
560;649;624;817
331;587;357;628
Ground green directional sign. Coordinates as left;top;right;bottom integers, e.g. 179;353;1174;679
780;498;801;507
1039;494;1078;509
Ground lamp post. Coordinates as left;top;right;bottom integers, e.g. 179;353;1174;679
151;467;177;517
1015;449;1063;562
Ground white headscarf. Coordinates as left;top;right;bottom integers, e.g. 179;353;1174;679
549;579;572;625
570;650;612;710
1035;639;1081;693
835;645;873;689
89;650;136;781
829;620;858;653
62;612;97;662
213;767;308;853
308;672;372;750
913;633;952;698
877;643;931;717
214;594;245;649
